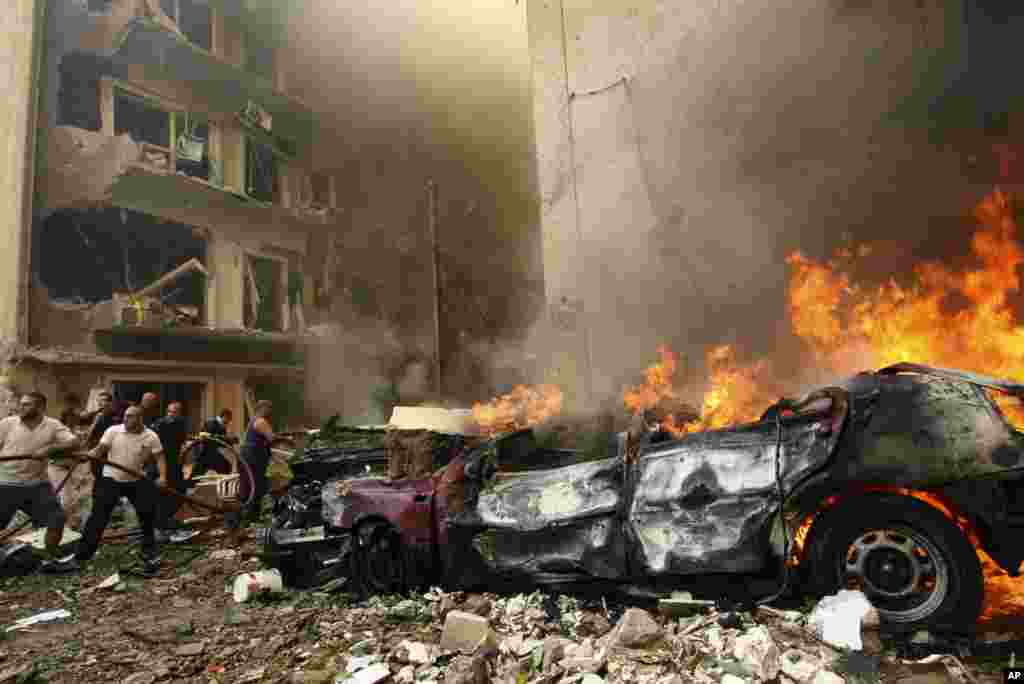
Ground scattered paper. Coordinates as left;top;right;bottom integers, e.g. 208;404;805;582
237;668;265;683
6;609;72;632
13;528;80;550
808;590;874;651
97;573;121;590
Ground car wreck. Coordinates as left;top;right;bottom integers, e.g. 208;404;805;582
264;363;1024;628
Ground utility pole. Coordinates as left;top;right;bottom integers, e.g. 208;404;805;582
427;180;443;400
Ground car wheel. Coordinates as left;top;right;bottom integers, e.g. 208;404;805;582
804;494;983;627
355;522;405;595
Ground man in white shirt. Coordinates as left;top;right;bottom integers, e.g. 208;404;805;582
70;404;167;575
0;392;79;559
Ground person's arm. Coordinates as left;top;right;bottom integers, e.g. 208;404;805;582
90;442;111;460
38;422;80;460
89;427;115;471
254;417;275;443
148;433;167;485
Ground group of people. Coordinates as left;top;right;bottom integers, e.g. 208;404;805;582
0;389;279;576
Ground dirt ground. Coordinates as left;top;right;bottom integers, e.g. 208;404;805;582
0;517;1020;684
0;521;368;684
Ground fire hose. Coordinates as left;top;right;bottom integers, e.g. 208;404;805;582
0;435;257;544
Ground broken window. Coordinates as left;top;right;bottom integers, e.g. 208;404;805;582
115;88;171;169
37;208;206;325
173;112;211;181
246;137;278;202
114;88;214;181
57;54;104;131
160;0;212;51
244;254;285;332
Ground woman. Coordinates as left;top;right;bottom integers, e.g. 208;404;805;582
228;400;275;531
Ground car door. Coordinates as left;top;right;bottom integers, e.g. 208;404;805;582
454;456;629;582
626;389;848;576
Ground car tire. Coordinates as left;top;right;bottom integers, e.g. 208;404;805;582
355;522;406;595
803;494;983;627
280;549;319;589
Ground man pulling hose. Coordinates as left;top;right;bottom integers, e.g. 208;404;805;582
0;392;79;567
63;405;166;576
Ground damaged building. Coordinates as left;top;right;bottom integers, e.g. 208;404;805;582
1;0;545;426
1;0;345;426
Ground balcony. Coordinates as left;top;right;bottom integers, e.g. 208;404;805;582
92;325;304;368
41;126;331;235
78;16;316;158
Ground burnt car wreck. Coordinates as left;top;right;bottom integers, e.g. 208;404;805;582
264;364;1024;628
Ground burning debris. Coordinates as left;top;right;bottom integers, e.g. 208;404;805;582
470;384;563;436
622;345;776;438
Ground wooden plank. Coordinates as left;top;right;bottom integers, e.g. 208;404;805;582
131;257;209;300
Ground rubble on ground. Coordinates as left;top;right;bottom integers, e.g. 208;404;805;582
0;523;1014;684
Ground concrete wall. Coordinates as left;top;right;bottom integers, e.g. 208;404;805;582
525;0;974;401
0;0;41;345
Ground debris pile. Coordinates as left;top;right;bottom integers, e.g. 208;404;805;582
0;531;1008;684
271;589;980;684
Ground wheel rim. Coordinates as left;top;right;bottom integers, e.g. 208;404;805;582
358;525;401;591
842;526;950;623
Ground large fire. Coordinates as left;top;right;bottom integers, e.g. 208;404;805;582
786;187;1024;426
617;186;1024;428
470;384;563;436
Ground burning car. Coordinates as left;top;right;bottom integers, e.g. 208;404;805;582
264;363;1024;628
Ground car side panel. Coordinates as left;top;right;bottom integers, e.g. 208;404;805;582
629;410;846;575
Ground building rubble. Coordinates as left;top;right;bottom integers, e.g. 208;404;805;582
0;474;1018;684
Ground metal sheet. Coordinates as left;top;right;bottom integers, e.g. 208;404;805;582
469;516;627;580
834;371;1021;483
629;412;843;575
474;457;623;532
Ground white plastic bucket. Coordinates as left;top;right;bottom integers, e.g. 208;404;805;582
232;569;283;603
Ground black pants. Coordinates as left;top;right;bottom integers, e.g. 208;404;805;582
155;454;185;529
227;448;268;529
76;477;158;561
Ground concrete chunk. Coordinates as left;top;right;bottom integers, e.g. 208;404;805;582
440;610;497;654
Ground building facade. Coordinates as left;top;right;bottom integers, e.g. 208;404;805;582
2;0;338;431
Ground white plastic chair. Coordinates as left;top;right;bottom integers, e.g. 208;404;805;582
216;474;241;504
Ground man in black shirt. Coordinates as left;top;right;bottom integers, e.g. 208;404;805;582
152;401;188;535
192;408;236;477
84;391;118;479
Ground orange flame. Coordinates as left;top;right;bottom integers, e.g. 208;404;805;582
786;188;1024;388
622;344;775;437
622;344;680;419
471;384;564;436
